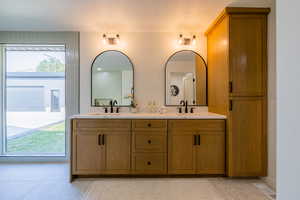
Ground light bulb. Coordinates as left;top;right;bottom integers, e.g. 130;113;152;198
116;34;120;44
192;35;196;45
102;34;107;44
178;34;183;45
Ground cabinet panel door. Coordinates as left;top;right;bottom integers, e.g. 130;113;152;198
196;133;225;174
168;133;196;174
228;97;266;176
75;133;103;174
104;132;131;173
230;15;267;96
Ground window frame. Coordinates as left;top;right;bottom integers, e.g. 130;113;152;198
0;32;80;162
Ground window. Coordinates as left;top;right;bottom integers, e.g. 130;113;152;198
51;89;61;112
2;44;66;156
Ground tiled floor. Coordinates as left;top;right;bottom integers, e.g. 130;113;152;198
0;163;276;200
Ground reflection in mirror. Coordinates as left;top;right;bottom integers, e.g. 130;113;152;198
91;50;134;106
165;50;207;106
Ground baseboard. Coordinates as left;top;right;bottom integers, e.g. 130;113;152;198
262;176;276;191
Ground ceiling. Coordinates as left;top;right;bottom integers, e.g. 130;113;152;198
0;0;271;32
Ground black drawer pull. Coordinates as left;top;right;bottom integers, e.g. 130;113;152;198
147;161;151;165
193;135;197;145
102;134;105;145
148;140;152;144
147;123;152;127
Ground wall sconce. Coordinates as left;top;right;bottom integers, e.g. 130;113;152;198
178;34;196;46
102;34;120;45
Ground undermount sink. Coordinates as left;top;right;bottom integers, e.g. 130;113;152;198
87;113;121;116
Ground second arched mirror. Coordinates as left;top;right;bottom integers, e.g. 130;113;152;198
165;50;207;106
91;50;134;107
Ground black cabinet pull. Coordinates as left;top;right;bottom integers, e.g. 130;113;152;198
147;161;151;165
102;134;105;145
229;81;233;93
147;123;152;127
148;140;152;144
229;100;233;111
193;135;197;145
198;135;201;146
98;134;102;146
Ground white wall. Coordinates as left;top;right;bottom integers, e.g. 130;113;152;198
277;0;300;199
92;71;122;104
80;32;206;113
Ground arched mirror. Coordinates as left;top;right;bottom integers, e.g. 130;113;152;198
165;50;207;106
91;50;134;107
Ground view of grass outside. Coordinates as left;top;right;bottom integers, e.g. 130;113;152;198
4;45;66;156
7;122;65;154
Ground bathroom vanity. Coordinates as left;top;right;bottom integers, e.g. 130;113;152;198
71;7;270;180
70;113;226;180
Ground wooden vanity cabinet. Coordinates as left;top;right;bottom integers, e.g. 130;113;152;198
206;7;269;177
229;14;267;97
74;131;105;174
228;97;266;176
72;118;226;178
72;119;131;175
168;120;225;175
168;131;196;174
103;132;131;174
131;120;167;174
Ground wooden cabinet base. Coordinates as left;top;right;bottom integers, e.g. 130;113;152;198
71;119;227;181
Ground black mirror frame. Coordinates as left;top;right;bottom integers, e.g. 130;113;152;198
90;50;135;107
164;49;208;106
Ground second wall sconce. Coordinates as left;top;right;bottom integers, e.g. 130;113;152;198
178;34;196;46
102;34;120;45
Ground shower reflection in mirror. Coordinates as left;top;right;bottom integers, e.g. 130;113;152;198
165;50;207;106
91;50;134;107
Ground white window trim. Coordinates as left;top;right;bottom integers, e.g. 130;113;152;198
0;31;80;162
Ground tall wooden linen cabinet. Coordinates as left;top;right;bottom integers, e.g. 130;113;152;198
206;7;270;177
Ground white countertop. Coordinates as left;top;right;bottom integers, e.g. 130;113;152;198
70;112;226;119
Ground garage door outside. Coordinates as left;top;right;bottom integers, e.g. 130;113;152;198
7;86;45;112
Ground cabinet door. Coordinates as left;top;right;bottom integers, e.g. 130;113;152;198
196;133;225;174
168;133;196;174
228;97;266;176
229;15;267;96
103;132;131;174
75;133;104;174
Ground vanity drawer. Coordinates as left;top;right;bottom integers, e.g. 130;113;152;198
74;119;131;131
132;120;167;130
168;120;225;132
133;133;167;153
132;153;167;174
